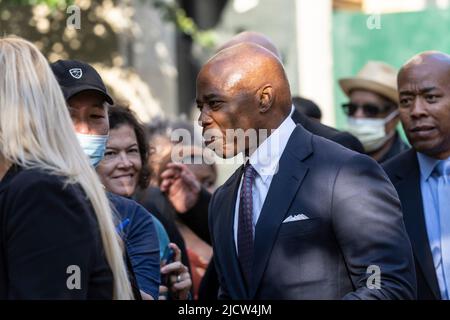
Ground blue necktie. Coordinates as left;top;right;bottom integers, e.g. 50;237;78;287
435;160;450;299
238;163;257;286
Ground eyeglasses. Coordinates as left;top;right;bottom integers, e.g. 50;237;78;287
341;102;393;117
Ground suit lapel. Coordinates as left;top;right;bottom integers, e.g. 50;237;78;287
215;165;249;299
249;125;312;298
395;150;441;299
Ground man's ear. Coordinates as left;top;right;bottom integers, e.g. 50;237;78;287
258;85;274;113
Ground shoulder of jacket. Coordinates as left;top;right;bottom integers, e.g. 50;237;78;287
8;168;65;191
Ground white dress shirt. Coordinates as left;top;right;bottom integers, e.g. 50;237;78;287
233;107;297;252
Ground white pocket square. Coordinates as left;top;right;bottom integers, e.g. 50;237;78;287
282;213;310;223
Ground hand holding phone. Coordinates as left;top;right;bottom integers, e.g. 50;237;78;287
161;245;175;290
161;245;175;266
159;243;191;300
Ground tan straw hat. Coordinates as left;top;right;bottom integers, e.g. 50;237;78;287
339;61;399;103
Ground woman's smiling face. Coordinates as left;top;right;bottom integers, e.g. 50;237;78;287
97;124;142;197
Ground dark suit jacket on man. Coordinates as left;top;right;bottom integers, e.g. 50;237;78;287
209;124;416;300
383;149;441;299
291;109;364;153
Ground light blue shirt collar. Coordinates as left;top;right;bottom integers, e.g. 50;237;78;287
417;152;442;181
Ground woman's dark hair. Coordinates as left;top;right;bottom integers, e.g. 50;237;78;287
108;105;150;189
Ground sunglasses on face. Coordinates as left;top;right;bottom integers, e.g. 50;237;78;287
341;102;393;117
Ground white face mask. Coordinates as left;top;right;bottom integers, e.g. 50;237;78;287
347;111;399;153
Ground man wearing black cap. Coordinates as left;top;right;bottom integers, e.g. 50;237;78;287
51;60;160;300
51;60;113;166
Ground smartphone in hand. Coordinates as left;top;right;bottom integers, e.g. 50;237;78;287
161;245;175;292
161;245;175;266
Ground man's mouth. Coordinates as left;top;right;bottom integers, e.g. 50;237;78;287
410;125;436;133
409;124;438;138
204;136;216;146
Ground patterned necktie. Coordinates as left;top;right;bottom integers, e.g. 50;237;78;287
238;163;257;287
435;160;450;299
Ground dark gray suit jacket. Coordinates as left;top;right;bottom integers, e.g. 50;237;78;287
383;149;441;299
208;124;416;300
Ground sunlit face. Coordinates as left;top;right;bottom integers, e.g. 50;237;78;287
67;90;109;136
398;63;450;159
97;125;141;197
196;65;259;158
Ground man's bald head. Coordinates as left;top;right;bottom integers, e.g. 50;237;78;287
196;43;292;158
399;51;450;79
217;31;281;59
200;42;291;117
397;51;450;159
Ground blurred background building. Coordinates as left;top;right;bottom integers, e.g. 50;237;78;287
2;0;450;182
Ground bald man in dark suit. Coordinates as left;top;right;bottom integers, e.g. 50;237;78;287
198;43;416;299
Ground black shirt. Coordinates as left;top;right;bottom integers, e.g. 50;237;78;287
0;165;113;299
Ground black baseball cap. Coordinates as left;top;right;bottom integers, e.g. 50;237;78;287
50;59;114;105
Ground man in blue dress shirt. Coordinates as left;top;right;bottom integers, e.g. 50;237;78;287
383;51;450;300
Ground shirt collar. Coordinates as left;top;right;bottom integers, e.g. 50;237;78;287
417;152;444;180
248;106;296;183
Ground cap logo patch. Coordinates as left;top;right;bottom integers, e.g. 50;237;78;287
69;68;82;79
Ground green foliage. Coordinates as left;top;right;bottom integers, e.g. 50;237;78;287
2;0;73;8
0;0;119;65
0;0;216;49
1;0;217;48
153;0;217;49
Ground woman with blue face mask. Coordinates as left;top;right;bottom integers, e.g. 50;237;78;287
339;61;410;163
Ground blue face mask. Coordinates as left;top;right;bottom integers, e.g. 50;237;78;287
76;133;109;167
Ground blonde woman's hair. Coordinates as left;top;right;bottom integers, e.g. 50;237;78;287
0;36;133;299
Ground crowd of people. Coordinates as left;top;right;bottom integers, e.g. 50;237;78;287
1;30;450;300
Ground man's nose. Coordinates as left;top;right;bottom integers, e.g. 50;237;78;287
410;97;428;118
198;111;212;128
74;122;91;134
353;106;366;119
74;121;108;135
